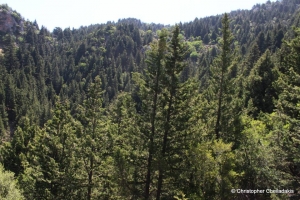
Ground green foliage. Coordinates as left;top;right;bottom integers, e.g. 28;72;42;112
11;11;21;23
235;115;286;199
187;39;202;60
247;49;276;117
189;51;198;60
271;26;300;194
191;40;203;51
1;117;36;176
0;2;300;199
190;140;238;200
76;76;115;200
0;163;24;200
206;13;243;143
28;100;82;199
174;191;188;200
109;92;144;199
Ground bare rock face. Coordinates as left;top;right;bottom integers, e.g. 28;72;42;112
0;8;23;33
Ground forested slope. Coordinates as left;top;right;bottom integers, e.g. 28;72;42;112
0;0;300;199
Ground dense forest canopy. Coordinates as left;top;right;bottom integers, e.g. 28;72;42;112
0;0;300;199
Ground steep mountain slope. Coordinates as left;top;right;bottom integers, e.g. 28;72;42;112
1;1;300;199
0;0;298;134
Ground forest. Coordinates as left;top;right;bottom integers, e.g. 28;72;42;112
0;0;300;199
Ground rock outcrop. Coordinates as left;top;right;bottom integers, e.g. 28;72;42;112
0;6;23;33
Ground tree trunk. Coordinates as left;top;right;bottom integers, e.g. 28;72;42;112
156;92;173;200
87;156;93;200
215;69;224;139
145;67;160;199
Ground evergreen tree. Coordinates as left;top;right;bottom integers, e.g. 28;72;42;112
257;32;266;54
109;92;144;199
246;43;261;76
3;35;19;72
76;76;115;200
273;26;300;193
247;50;276;118
1;117;36;176
27;99;81;199
143;29;167;200
209;13;234;140
156;25;193;200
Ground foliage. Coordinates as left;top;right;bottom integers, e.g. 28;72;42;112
190;140;238;200
0;1;300;199
0;163;25;200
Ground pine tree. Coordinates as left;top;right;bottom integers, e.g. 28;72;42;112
76;76;114;200
132;26;198;199
1;117;36;176
3;35;20;72
247;50;276;118
210;13;234;140
245;43;260;76
109;92;144;199
273;26;300;193
144;29;167;200
27;99;81;199
156;25;192;200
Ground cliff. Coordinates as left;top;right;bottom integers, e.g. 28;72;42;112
0;4;23;34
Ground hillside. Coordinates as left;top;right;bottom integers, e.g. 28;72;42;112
0;0;300;199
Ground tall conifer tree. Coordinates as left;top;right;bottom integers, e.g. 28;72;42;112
77;76;114;200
